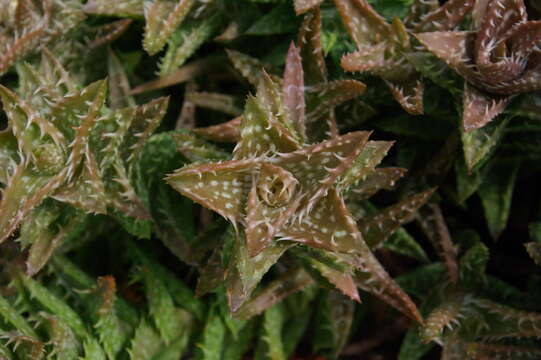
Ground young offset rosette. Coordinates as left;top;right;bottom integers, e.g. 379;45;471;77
415;0;541;131
334;0;475;115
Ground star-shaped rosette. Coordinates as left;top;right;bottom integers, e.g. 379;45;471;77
415;0;541;131
334;0;475;115
0;51;167;264
167;71;423;323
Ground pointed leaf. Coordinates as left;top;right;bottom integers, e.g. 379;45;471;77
275;131;371;211
171;131;231;163
461;115;509;171
167;159;257;224
235;268;313;319
128;319;163;360
159;15;222;76
107;48;135;109
143;0;196;55
306;80;366;124
193;309;226;360
416;203;458;283
0;164;63;242
279;188;366;254
193;116;241;143
227;233;291;311
387;79;424;115
333;0;390;48
185;92;243;116
350;167;406;200
478;159;520;239
233;96;299;159
254;303;286;360
359;189;436;248
226;49;276;87
282;42;306;142
298;8;326;85
462;84;509;132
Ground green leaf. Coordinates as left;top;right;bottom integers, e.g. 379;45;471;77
255;303;286;360
126;237;205;319
82;338;107;360
283;287;317;357
159;15;223;76
459;242;489;286
383;228;429;262
396;263;446;299
137;132;198;264
93;276;132;359
398;326;434;360
359;189;435;248
194;309;226;360
0;294;38;338
131;257;192;343
18;273;89;339
222;320;257;360
42;313;81;360
525;242;541;266
113;213;152;239
128;319;164;360
461;117;509;171
313;291;355;359
478;160;520;239
151;331;190;360
143;0;197;55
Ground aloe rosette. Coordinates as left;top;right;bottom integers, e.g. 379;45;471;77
167;46;427;323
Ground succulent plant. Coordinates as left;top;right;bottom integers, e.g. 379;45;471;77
1;0;541;359
166;40;434;324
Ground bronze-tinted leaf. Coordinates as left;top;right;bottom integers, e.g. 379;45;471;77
185;92;242;116
0;163;64;242
462;83;509;132
166;159;257;224
193;116;241;143
417;203;459;283
387;79;424;115
278;188;366;255
298;8;326;85
413;0;475;32
274;131;370;211
283;42;306;142
333;0;390;48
